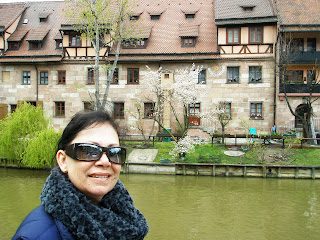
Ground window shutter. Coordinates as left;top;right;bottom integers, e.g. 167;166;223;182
0;104;8;120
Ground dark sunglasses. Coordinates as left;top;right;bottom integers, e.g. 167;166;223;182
65;143;126;164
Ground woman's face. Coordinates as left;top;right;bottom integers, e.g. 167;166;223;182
57;122;122;204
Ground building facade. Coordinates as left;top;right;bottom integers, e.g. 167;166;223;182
0;0;319;136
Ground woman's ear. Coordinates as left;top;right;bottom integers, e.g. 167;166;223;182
56;150;68;173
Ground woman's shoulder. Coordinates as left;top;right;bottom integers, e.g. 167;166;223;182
12;206;74;240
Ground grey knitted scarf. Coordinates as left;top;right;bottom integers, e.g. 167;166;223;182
40;167;149;240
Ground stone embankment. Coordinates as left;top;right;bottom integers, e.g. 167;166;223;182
124;149;320;179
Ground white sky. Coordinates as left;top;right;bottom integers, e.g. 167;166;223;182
1;0;63;2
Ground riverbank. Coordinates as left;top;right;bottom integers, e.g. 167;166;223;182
2;161;320;179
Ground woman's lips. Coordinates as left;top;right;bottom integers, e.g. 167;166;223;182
89;173;111;178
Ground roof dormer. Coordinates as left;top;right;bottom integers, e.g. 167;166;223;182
240;5;255;12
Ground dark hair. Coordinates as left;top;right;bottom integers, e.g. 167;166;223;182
58;111;118;151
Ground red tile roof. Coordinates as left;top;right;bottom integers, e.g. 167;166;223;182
276;0;320;28
215;0;277;25
2;1;64;62
117;0;218;61
0;3;26;30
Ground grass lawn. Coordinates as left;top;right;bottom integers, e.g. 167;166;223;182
122;141;320;166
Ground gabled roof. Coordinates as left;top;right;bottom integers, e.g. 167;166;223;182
276;0;320;32
215;0;277;25
0;3;26;31
2;1;64;62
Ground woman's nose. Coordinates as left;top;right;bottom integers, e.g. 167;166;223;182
95;152;111;167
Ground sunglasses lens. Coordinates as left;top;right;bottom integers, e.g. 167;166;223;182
108;147;126;164
76;144;101;161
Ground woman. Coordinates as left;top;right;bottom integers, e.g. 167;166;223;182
12;111;149;240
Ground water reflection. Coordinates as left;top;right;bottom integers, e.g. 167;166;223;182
2;168;320;239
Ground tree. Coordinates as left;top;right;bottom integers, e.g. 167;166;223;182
144;64;204;142
66;0;136;110
277;34;320;143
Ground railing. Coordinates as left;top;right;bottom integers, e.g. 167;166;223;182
290;51;320;64
280;83;320;93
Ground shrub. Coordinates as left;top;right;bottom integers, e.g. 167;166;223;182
22;129;61;168
0;102;50;164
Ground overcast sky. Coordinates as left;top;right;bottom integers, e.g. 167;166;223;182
1;0;63;2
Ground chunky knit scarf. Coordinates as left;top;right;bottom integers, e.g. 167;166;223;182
40;167;149;240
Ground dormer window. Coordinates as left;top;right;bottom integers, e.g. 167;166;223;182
26;28;49;51
123;39;147;49
150;15;160;21
182;37;195;47
23;19;28;24
39;12;50;23
241;5;255;11
130;15;139;21
29;41;41;50
56;40;62;49
185;14;195;19
8;41;19;50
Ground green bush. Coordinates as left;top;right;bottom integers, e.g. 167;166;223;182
0;102;51;164
22;129;61;168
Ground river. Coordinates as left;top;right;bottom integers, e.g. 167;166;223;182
1;168;320;239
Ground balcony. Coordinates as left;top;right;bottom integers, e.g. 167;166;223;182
280;83;320;93
290;51;320;64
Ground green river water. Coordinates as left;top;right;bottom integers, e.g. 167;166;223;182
1;168;320;240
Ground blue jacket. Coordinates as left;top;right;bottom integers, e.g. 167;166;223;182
12;205;74;240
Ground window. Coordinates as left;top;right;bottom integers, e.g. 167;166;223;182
249;66;262;82
10;104;17;113
185;14;195;19
55;102;65;117
164;73;170;79
123;39;147;49
307;70;316;84
84;102;93;111
39;17;47;23
241;6;255;11
111;68;119;84
58;71;66;84
249;27;262;43
250;103;262;119
285;70;303;84
198;69;206;84
227;28;240;44
227;67;239;83
2;71;10;82
29;42;41;50
22;71;31;85
114;102;124;118
144;102;155;118
292;38;304;52
225;103;231;119
40;71;48;85
130;15;139;21
182;37;195;47
69;34;81;47
150;15;160;21
188;103;200;116
56;40;62;49
127;68;139;84
307;38;316;52
88;68;94;84
8;42;19;50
